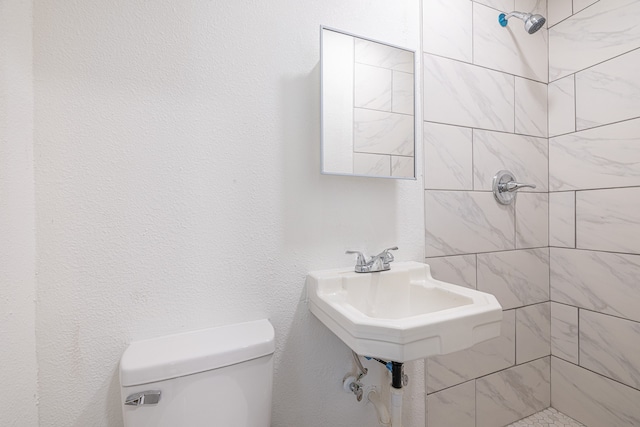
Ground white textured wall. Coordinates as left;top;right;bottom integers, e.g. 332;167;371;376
0;0;38;424
33;1;423;426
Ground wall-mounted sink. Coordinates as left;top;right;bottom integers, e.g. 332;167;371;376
306;261;502;362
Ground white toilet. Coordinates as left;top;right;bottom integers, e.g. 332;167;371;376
119;319;275;427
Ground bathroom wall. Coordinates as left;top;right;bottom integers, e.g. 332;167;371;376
32;1;425;426
547;0;640;425
422;0;550;426
0;0;39;424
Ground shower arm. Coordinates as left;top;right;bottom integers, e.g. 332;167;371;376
503;11;529;21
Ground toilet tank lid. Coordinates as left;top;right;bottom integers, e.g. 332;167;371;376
119;319;275;387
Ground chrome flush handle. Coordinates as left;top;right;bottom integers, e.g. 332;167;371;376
124;390;162;407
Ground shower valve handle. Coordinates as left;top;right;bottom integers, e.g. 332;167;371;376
499;181;536;193
492;170;536;205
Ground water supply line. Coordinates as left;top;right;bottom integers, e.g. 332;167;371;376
343;351;368;402
352;350;368;379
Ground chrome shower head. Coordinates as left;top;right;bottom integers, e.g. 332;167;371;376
499;11;546;34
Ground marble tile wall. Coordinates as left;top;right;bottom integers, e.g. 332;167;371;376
476;248;549;310
423;0;550;425
551;357;640;427
549;0;640;81
548;2;640;425
476;357;551;427
427;309;516;394
417;0;640;425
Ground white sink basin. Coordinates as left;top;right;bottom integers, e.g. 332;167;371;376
306;261;502;362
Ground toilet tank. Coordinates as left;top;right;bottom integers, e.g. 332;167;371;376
119;319;275;427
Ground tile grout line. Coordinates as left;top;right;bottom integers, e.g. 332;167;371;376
549;113;640;139
427;239;640;258
424;118;549;139
573;190;577;249
573;74;577;133
428;355;551;396
549;44;640;84
424;51;548;85
551;354;640;394
577;308;580;367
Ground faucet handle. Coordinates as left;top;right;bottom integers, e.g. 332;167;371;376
377;246;398;262
345;250;367;267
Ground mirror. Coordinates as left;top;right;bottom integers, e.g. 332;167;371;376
321;27;416;179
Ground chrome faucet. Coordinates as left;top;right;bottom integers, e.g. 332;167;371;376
345;247;398;273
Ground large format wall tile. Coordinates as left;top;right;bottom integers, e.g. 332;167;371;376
515;0;547;19
423;0;472;63
549;0;640;81
424;122;473;190
550;248;640;323
476;357;550;427
425;191;515;256
550;302;578;364
549;119;640;191
473;130;548;192
548;0;572;27
576;48;640;130
573;0;599;13
427;380;475;427
580;310;640;390
516;192;549;249
477;248;549;310
474;0;514;11
552;357;640;427
425;254;477;289
549;192;575;248
516;302;551;364
473;2;548;82
548;75;575;137
424;54;514;132
515;77;548;137
427;310;516;393
353;108;414;156
576;187;640;254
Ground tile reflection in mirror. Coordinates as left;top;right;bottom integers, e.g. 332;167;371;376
321;27;416;179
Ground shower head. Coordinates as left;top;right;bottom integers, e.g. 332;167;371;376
499;11;546;34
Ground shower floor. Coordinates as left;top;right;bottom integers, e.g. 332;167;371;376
507;407;585;427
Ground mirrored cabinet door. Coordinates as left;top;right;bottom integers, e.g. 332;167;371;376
321;27;416;180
